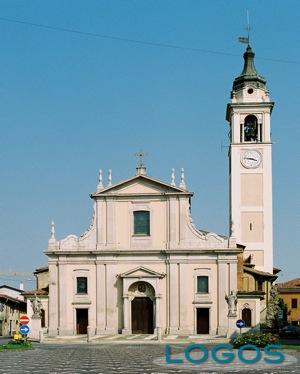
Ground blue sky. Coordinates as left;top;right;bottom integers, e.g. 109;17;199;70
0;0;299;288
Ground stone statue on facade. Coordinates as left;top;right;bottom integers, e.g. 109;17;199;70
30;293;42;319
225;290;238;317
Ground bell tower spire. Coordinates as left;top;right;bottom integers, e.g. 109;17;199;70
226;45;274;273
232;45;267;94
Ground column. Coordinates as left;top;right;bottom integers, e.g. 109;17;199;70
169;263;179;334
229;261;238;291
48;262;58;337
106;198;116;246
104;264;117;333
58;263;72;336
169;197;178;248
217;260;228;335
96;263;106;334
122;294;130;335
155;294;162;328
178;263;190;334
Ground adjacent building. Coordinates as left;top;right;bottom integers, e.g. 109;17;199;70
0;285;26;336
277;278;300;325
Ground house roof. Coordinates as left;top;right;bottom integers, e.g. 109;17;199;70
273;267;281;275
0;284;23;293
277;278;300;289
243;266;277;280
237;290;265;300
34;266;49;274
22;287;48;297
91;173;192;197
0;294;26;305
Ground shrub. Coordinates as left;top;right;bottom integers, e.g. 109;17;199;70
231;332;279;348
0;341;32;351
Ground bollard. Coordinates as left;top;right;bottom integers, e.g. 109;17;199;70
39;330;44;343
87;326;91;343
156;326;162;341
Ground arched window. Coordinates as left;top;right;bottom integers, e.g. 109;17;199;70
242;308;252;327
134;211;150;236
244;115;259;142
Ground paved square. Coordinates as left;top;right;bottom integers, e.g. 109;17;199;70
0;343;299;373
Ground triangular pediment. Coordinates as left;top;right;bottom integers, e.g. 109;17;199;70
92;174;190;196
119;266;165;279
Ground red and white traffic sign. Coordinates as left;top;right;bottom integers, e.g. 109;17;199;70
19;315;30;325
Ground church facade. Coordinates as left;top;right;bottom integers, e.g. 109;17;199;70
45;45;276;337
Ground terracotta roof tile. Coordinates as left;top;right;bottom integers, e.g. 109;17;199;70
277;278;300;288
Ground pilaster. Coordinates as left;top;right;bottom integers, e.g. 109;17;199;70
217;260;228;335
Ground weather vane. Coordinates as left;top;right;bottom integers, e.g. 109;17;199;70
135;150;147;167
238;10;252;45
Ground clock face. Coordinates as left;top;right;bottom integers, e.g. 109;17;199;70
241;150;262;168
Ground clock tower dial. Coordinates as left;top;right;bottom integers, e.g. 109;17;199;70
226;45;274;273
241;150;262;169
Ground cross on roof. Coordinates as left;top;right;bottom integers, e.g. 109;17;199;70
135;150;147;167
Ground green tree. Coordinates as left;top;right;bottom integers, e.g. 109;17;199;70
266;285;280;328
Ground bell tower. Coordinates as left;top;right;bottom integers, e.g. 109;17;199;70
226;45;274;273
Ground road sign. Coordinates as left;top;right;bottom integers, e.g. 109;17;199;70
19;325;30;335
236;319;246;329
20;315;30;325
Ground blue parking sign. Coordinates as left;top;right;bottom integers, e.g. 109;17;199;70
19;324;30;335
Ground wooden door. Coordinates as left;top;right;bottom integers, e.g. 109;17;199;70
76;308;88;334
131;297;154;334
242;308;252;327
197;308;209;334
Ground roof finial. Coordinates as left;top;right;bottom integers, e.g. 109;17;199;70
179;168;186;190
230;220;236;237
171;168;176;186
97;169;104;192
108;169;112;187
49;221;56;245
135;150;147;175
229;220;237;247
51;221;55;239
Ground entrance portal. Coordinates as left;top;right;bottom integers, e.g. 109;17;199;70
131;297;154;334
197;308;209;334
76;308;88;334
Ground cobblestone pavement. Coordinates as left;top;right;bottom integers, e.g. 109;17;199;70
0;343;299;374
45;334;229;345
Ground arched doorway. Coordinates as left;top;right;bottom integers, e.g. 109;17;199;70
129;281;155;334
242;308;252;327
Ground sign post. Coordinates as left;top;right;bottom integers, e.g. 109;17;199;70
19;324;30;335
19;316;30;341
236;319;246;335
